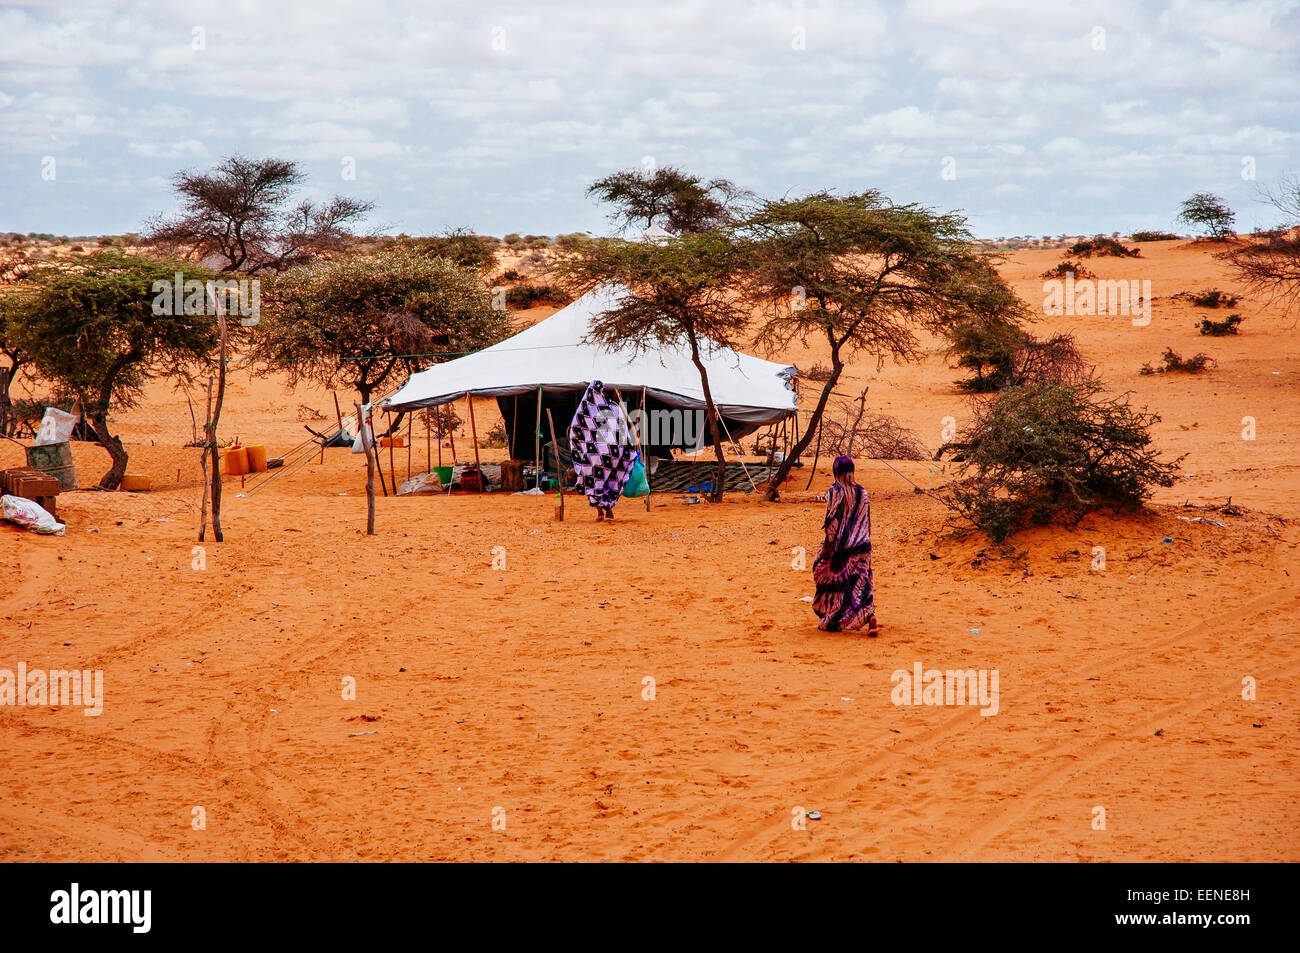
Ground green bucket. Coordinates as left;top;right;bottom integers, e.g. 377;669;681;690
26;441;78;491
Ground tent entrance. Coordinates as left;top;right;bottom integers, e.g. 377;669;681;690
496;387;766;462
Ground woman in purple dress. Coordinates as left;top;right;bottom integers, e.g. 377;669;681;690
813;456;878;635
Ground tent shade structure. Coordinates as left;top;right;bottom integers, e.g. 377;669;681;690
383;283;798;458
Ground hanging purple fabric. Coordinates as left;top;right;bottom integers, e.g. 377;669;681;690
568;380;636;509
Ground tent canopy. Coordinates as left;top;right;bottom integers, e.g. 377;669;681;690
383;283;798;427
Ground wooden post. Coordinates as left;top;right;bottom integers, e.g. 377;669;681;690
425;408;432;472
369;406;388;497
641;386;651;512
546;408;564;521
355;401;375;535
385;408;397;489
533;384;542;491
466;394;482;493
208;311;228;542
436;408;443;468
406;412;412;480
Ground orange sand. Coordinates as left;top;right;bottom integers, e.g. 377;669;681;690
1;240;1297;861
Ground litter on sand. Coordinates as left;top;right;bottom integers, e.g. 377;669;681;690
1178;516;1226;527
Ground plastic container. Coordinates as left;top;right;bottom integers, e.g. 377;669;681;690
380;436;404;448
433;466;453;485
223;447;249;476
121;474;151;492
244;445;268;472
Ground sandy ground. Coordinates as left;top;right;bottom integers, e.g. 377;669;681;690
1;240;1297;861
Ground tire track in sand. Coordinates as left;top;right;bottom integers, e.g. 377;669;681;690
711;584;1298;861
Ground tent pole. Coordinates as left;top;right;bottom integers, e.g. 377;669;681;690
641;386;650;511
370;406;388;496
546;408;564;520
466;394;482;493
385;408;396;494
406;412;412;480
511;394;518;461
534;384;542;490
426;408;431;472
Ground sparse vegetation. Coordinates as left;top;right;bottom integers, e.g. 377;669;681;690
1140;347;1214;375
938;378;1180;542
1129;230;1181;243
507;282;572;309
1068;235;1140;258
1199;313;1243;336
1039;260;1094;280
1188;288;1238;308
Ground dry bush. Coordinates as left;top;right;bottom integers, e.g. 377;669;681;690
1188;288;1239;308
1039;260;1095;280
1069;236;1140;258
939;378;1180;541
797;362;834;382
1199;313;1243;336
819;393;926;460
1140;347;1214;374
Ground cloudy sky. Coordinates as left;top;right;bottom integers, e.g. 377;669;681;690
2;0;1298;239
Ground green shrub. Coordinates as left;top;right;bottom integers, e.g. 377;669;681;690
1129;231;1180;242
1039;260;1094;280
1188;288;1238;308
1199;313;1243;336
1140;347;1214;374
939;378;1179;541
1068;235;1140;258
507;282;573;309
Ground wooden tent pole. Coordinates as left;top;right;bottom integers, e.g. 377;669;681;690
425;408;432;472
406;412;412;480
370;406;388;496
466;394;482;493
641;386;650;511
534;384;542;490
385;408;397;493
546;408;564;521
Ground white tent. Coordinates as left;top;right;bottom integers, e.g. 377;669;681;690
383;283;797;427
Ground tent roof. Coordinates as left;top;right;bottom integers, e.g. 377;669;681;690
383;283;798;425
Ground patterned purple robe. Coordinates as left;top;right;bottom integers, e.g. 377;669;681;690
568;381;636;508
813;480;875;631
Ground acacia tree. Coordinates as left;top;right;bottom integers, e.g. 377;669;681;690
11;252;219;488
740;191;1030;500
556;230;752;501
1222;173;1300;315
146;154;374;273
1178;192;1236;239
588;166;748;235
0;253;36;435
253;248;510;406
